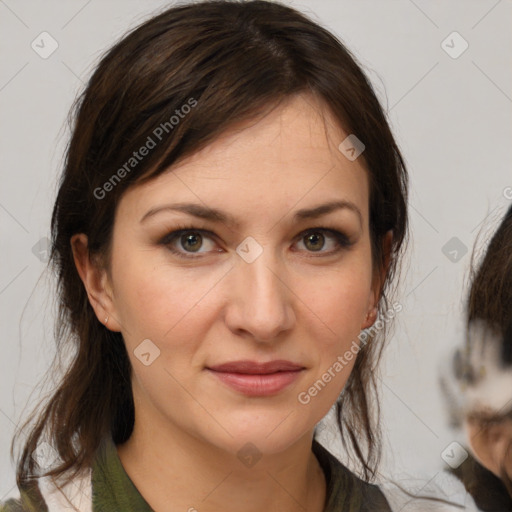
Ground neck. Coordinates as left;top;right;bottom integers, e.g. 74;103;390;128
116;413;326;512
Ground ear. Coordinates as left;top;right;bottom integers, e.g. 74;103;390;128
70;233;122;332
361;231;393;330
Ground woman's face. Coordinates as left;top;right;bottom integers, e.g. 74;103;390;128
101;93;380;455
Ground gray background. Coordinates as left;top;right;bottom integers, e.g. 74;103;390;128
1;0;511;501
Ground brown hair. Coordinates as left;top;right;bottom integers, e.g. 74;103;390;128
13;0;408;491
468;203;512;343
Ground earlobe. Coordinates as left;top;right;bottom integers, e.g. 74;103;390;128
70;233;121;332
361;306;378;330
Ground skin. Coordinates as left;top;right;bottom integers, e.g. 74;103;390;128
465;416;512;483
72;92;386;512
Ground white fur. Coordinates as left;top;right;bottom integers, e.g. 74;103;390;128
464;319;512;414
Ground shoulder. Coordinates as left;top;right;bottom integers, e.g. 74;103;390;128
0;470;92;512
312;440;485;512
0;479;47;512
448;452;512;511
0;498;25;512
379;469;482;511
312;440;392;511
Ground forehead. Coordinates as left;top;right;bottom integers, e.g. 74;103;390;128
119;93;370;227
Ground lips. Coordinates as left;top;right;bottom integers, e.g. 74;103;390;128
207;360;305;374
206;360;305;397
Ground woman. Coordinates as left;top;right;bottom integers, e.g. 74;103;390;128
442;204;512;511
1;0;453;510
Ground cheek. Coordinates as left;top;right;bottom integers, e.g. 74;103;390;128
302;258;373;340
296;254;374;401
111;252;229;349
296;271;368;412
115;269;179;338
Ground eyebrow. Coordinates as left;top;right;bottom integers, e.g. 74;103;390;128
140;200;363;228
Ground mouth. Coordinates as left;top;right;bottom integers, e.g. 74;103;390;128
206;360;306;397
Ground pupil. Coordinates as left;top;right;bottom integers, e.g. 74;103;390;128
182;232;201;252
306;232;324;251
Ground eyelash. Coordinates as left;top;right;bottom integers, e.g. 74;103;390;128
158;223;353;260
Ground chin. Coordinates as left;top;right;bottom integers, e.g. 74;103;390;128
198;416;311;458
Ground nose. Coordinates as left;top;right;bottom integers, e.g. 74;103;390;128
223;250;296;343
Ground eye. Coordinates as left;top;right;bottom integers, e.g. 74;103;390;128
293;228;352;255
160;227;220;259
